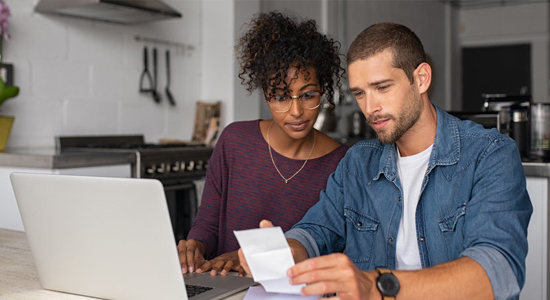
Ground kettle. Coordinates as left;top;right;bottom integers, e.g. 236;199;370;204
314;102;337;132
348;110;367;137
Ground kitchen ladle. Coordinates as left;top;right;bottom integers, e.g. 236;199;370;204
151;47;162;103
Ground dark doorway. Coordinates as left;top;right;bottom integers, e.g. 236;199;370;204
462;44;531;111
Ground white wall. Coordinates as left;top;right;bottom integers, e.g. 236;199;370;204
201;0;234;128
234;0;261;122
4;0;205;148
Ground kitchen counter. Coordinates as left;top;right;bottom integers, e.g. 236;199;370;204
0;228;247;300
1;147;549;176
0;148;135;169
522;162;550;178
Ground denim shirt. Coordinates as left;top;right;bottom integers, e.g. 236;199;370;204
286;105;532;300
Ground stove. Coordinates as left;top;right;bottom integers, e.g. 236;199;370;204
57;135;214;181
57;135;214;241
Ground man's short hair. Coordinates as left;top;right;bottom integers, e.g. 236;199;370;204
346;22;426;83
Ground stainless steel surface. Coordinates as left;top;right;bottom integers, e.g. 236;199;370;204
57;135;213;179
530;103;550;160
35;0;182;24
523;162;550;178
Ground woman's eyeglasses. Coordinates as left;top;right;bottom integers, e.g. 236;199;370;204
265;90;324;113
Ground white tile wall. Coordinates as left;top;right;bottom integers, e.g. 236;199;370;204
2;0;207;148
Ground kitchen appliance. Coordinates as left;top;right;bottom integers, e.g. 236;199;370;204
314;102;337;133
35;0;182;24
57;135;213;241
448;111;501;132
348;110;366;137
481;93;531;159
530;103;550;160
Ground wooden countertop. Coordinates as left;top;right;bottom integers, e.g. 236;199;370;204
0;228;246;300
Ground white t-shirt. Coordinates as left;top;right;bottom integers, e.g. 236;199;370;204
395;144;433;270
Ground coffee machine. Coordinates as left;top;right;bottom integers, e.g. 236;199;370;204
530;103;550;160
482;93;531;159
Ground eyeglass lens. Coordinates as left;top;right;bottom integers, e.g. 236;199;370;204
268;91;322;112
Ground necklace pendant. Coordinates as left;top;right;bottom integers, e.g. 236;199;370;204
285;179;288;184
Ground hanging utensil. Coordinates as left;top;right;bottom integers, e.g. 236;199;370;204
139;46;153;93
165;49;176;106
151;47;162;103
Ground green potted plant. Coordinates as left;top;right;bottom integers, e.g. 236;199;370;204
0;0;18;152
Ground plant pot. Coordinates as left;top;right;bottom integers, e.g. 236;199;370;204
0;115;14;152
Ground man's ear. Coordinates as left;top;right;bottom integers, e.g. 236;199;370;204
414;62;432;94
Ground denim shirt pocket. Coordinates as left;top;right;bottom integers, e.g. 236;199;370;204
438;203;467;257
438;203;466;232
344;207;379;264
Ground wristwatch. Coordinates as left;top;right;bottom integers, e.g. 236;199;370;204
376;268;400;300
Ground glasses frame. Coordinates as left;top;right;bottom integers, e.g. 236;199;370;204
266;90;325;113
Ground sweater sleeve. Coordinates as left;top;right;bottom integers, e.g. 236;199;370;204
186;127;229;259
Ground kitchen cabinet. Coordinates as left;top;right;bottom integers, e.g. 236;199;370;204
521;163;550;300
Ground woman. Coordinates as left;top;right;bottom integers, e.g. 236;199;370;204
178;11;347;276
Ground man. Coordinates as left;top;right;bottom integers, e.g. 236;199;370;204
239;22;532;300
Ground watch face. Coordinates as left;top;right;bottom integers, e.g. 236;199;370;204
377;273;400;296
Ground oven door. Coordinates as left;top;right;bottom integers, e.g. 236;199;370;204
162;179;201;242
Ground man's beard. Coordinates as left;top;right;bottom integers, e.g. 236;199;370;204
368;89;422;145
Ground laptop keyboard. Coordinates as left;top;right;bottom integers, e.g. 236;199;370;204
186;284;213;297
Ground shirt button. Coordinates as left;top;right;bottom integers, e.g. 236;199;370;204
357;221;362;227
398;197;401;202
389;237;394;243
419;237;425;242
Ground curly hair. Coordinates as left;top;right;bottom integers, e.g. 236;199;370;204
237;11;344;114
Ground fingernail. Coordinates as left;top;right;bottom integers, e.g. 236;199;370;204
221;270;227;276
196;268;202;273
182;267;187;274
189;266;194;273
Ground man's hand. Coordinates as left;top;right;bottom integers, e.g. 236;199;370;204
177;239;206;274
237;219;274;276
196;250;245;276
287;253;380;299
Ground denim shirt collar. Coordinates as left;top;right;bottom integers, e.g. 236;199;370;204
375;105;460;181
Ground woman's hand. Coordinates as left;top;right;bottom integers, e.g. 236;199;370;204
196;250;245;276
177;239;206;274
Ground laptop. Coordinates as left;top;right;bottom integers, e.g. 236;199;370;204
10;172;254;300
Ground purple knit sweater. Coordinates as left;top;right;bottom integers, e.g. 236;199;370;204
187;120;348;259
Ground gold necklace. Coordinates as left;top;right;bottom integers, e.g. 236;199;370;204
266;121;316;184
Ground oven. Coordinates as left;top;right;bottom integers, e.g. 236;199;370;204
57;135;214;242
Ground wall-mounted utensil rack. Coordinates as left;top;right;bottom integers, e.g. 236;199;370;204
134;36;195;55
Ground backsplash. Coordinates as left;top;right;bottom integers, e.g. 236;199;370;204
3;0;205;148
